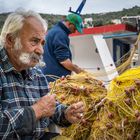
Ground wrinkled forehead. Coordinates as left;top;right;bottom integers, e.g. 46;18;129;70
19;17;46;40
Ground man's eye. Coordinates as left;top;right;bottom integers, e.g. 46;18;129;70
30;39;39;46
42;40;46;46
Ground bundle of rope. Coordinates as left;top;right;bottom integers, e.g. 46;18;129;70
89;66;140;140
49;71;107;140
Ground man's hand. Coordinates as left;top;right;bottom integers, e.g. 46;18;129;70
60;59;84;74
74;65;84;74
64;101;85;124
32;94;56;120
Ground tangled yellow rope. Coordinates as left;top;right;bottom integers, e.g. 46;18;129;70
89;66;140;140
49;71;107;140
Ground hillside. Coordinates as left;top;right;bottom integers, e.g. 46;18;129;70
0;5;140;32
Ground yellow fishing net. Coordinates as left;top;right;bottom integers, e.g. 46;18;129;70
49;71;107;140
50;67;140;140
89;66;140;140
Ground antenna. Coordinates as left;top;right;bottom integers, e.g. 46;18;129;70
69;0;86;15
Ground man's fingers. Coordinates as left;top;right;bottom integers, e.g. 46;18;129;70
74;112;84;118
75;106;85;113
75;101;84;108
50;94;56;98
44;94;56;101
71;101;84;110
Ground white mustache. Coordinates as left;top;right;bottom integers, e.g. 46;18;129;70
31;53;41;61
19;52;46;67
37;60;46;67
31;53;46;67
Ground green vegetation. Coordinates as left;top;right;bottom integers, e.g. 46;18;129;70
0;5;140;32
83;5;140;26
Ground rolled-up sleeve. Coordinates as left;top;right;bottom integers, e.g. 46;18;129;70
50;102;71;127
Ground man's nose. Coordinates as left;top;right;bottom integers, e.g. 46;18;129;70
35;45;44;55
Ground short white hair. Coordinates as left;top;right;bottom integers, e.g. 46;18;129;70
0;9;48;47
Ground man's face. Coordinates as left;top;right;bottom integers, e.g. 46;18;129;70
10;17;46;70
68;23;77;33
14;38;44;67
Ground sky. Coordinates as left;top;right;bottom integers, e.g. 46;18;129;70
0;0;140;15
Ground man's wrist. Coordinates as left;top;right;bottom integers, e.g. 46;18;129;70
64;108;69;121
31;104;43;120
60;107;72;126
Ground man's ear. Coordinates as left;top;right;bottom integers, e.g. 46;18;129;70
65;21;71;27
68;22;72;26
5;34;15;49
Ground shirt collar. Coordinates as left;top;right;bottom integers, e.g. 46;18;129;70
0;47;36;80
58;21;71;35
0;47;16;73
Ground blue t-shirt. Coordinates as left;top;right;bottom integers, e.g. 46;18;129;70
41;21;72;82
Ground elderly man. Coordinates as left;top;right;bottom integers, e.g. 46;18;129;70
0;9;84;140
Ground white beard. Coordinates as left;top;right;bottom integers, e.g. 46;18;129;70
37;60;46;67
19;53;30;64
